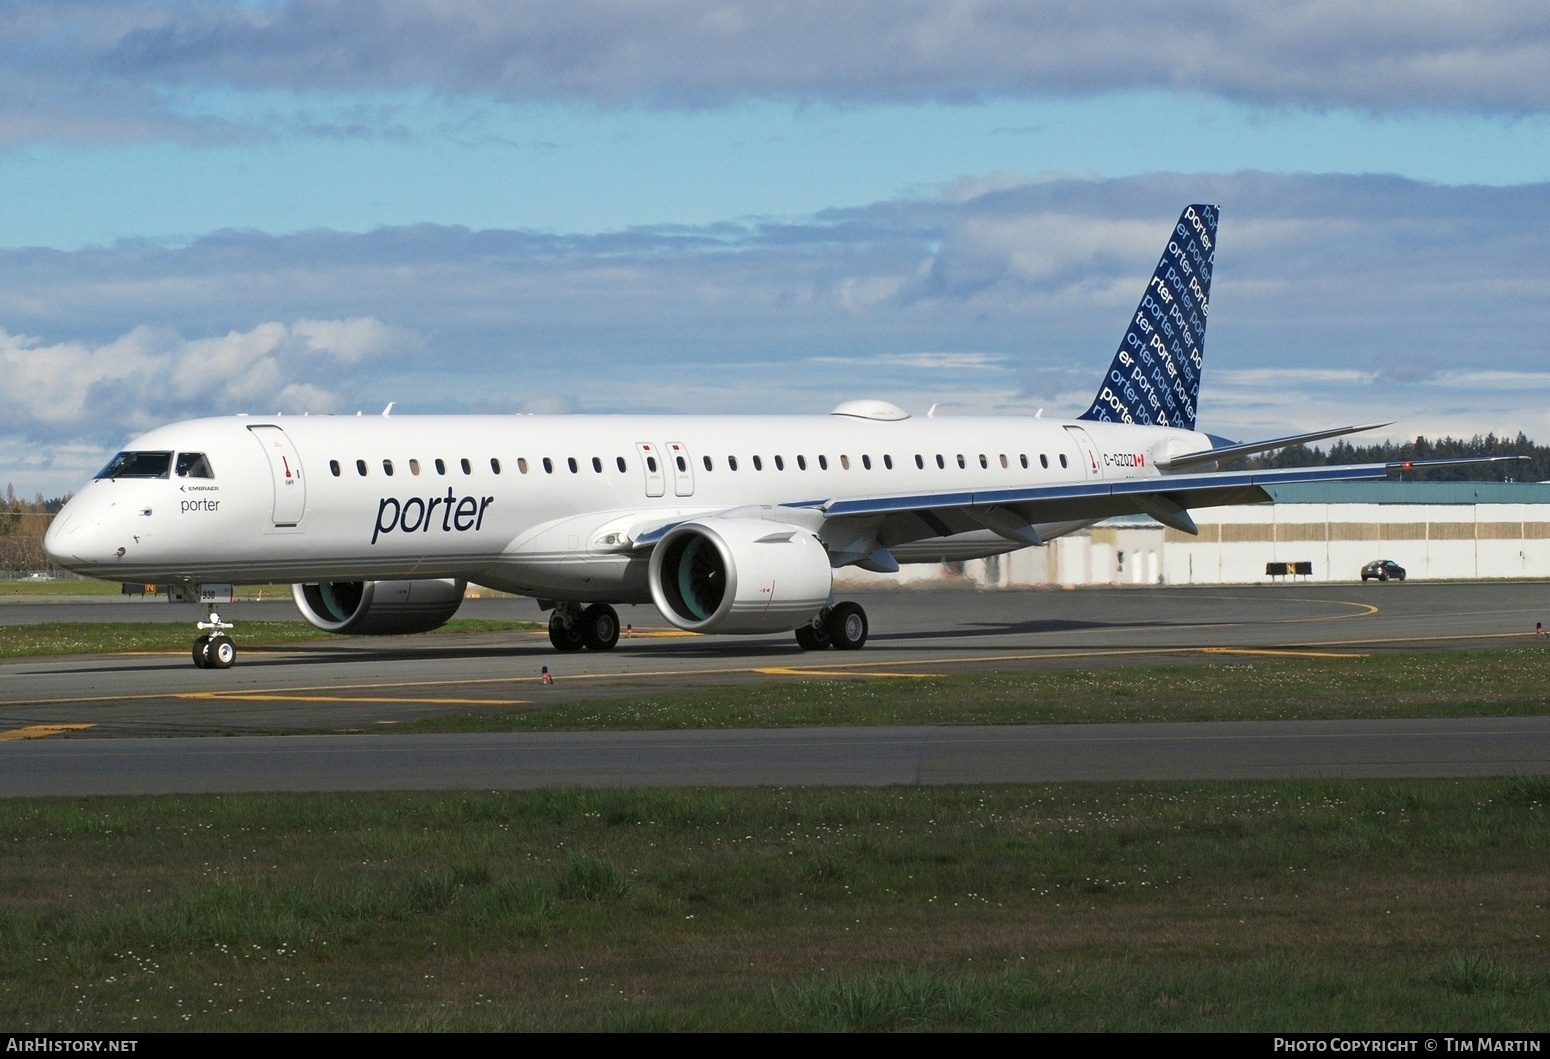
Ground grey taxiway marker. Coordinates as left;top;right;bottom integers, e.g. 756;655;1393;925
3;717;1549;797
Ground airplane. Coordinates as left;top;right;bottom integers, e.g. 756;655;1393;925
43;204;1508;669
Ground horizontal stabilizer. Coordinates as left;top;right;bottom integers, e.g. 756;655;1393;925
1158;422;1392;471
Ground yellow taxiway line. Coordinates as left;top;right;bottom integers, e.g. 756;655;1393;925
0;723;94;741
752;667;945;679
1195;647;1370;659
178;692;528;706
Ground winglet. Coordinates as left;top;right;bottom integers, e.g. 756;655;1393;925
1078;204;1217;431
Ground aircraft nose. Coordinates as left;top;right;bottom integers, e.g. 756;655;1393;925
43;507;109;570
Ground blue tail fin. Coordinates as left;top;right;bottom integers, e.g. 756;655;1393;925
1078;204;1217;431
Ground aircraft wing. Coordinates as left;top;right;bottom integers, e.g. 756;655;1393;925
809;456;1527;552
625;455;1524;559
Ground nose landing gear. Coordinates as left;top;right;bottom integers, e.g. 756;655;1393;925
192;608;237;669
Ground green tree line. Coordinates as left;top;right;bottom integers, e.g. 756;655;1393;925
1241;432;1550;482
0;484;68;571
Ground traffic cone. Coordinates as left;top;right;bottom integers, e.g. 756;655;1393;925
541;665;553;685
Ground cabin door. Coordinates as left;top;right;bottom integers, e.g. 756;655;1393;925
248;425;307;526
1064;425;1103;481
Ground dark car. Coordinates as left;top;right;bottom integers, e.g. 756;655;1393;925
1361;560;1406;582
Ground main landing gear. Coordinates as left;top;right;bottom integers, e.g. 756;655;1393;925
548;602;621;653
795;601;869;651
191;607;237;669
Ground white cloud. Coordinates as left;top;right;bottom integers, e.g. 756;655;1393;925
2;171;1548;493
3;2;1550;145
0;317;410;439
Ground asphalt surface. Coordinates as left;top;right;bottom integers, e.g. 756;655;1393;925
4;717;1548;797
0;582;1546;795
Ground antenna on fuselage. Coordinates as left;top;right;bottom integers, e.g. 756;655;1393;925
382;402;395;417
1036;408;1043;418
926;403;937;418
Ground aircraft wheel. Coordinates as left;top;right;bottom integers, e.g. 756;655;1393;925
205;635;237;669
580;603;620;651
192;635;212;669
827;601;868;651
548;614;585;652
794;622;831;650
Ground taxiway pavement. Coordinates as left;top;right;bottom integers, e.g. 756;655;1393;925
0;582;1545;794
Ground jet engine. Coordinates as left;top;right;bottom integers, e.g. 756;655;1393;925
291;578;467;635
648;519;832;634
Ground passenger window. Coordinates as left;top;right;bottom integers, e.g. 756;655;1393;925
645;456;656;472
818;455;828;470
703;455;713;471
1040;454;1049;469
915;454;924;469
728;456;738;471
752;456;763;471
329;460;341;477
544;457;555;474
999;454;1008;469
518;458;529;474
884;454;893;470
676;456;687;472
617;456;627;472
175;452;214;478
383;459;394;476
774;455;785;470
436;458;446;475
979;454;988;469
797;455;807;470
936;455;945;469
491;458;501;474
862;455;871;470
409;459;421;475
840;455;850;470
356;459;367;476
461;458;472;475
956;455;966;469
592;457;603;473
1059;454;1069;469
1020;455;1028;469
567;457;578;473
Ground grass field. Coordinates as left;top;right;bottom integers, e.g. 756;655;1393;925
1;779;1547;1031
0;578;123;597
393;647;1550;732
0;619;542;659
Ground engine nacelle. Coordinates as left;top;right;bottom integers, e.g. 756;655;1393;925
291;578;467;635
648;519;832;634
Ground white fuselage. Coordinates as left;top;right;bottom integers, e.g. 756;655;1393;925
45;412;1206;603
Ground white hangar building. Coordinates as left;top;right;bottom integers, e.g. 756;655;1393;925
834;482;1550;588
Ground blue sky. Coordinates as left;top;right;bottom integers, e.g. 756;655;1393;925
3;1;1550;496
5;94;1550;248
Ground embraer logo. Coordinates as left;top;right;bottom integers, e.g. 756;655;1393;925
1102;452;1146;468
374;490;494;544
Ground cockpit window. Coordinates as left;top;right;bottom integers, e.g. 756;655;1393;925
95;451;173;480
175;452;214;479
